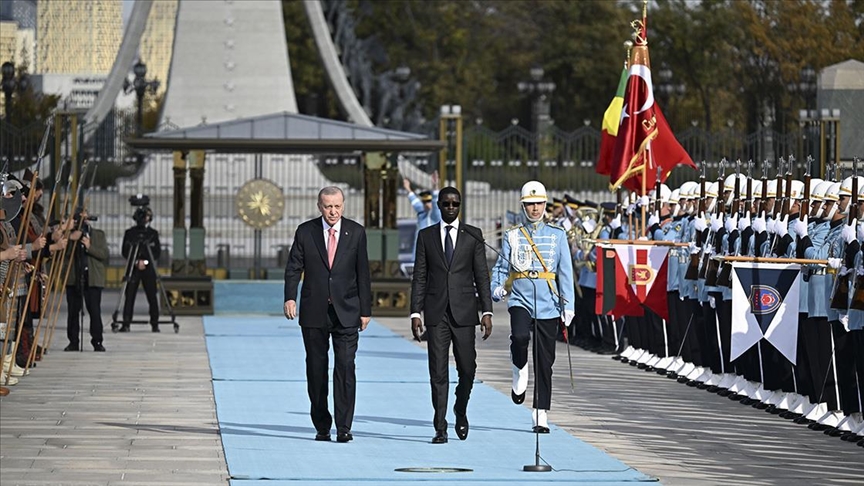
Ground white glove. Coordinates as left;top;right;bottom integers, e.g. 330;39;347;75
724;213;738;232
638;195;650;207
775;215;789;238
752;214;766;233
688;242;700;254
647;212;660;228
626;203;636;215
562;310;575;327
492;286;508;301
792;216;808;238
858;220;864;242
738;211;750;232
582;218;597;233
710;214;723;232
827;257;843;269
693;213;707;232
609;214;622;229
842;221;857;244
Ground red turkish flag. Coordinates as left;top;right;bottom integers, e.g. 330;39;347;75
608;24;695;193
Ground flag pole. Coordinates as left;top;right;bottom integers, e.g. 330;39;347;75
641;149;647;237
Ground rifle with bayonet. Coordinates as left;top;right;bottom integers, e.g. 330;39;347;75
851;162;864;310
684;161;706;280
833;157;861;309
717;159;743;287
703;158;727;285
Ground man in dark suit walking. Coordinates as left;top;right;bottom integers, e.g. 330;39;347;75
284;186;372;444
410;186;493;444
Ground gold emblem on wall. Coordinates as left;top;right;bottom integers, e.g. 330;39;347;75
236;179;285;229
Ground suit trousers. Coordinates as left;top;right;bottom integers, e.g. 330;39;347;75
428;307;476;433
66;286;104;346
123;269;159;325
510;306;557;410
301;304;359;434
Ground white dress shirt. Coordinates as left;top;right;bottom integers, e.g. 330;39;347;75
322;217;342;251
411;219;492;321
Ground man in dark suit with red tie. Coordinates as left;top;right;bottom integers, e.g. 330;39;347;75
410;186;493;444
284;186;372;444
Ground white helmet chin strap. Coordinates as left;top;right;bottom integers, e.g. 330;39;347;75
523;205;543;223
815;202;825;219
826;204;838;220
706;198;717;213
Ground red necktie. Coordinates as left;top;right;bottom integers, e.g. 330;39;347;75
327;227;337;268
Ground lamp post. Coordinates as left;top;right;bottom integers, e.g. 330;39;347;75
791;66;820;175
1;61;30;120
517;66;556;162
123;60;160;136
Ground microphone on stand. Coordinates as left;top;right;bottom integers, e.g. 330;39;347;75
461;225;566;473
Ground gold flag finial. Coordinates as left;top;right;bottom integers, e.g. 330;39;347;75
623;40;633;69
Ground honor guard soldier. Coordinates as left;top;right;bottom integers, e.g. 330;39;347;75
490;181;575;433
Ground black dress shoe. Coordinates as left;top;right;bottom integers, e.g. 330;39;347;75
119;325;130;332
314;432;331;441
511;389;525;405
455;421;469;441
64;343;80;352
110;323;119;333
93;344;106;352
151;325;161;333
336;432;353;443
532;425;550;434
431;431;448;444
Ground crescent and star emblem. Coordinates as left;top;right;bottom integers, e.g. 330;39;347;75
619;64;655;126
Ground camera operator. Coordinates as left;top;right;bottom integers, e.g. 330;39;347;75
120;203;161;332
63;208;108;352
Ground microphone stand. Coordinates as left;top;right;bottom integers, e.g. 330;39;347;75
463;225;572;473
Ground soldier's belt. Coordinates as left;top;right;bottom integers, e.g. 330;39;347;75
511;271;556;280
810;268;828;276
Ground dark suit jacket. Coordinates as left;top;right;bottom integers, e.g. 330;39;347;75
410;222;493;327
284;217;372;328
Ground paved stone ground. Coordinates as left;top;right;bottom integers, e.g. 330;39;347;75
376;301;864;486
0;291;229;485
3;296;863;485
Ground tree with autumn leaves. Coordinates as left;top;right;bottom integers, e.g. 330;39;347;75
283;0;864;136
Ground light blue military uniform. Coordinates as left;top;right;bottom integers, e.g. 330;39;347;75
408;190;440;253
491;220;575;319
801;219;831;318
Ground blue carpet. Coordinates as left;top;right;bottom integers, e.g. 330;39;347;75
205;315;656;484
214;281;286;315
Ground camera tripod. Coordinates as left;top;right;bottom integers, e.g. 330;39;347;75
110;239;178;333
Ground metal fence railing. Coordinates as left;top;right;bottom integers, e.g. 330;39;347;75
2;111;846;278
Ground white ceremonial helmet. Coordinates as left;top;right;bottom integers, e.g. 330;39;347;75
520;180;548;203
812;180;833;218
812;180;832;201
751;180;763;198
824;182;842;202
839;176;864;197
723;174;746;193
765;180;779;198
679;181;698;199
823;182;842;219
669;188;681;205
658;184;672;204
789;180;805;200
808;178;824;200
706;181;719;198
